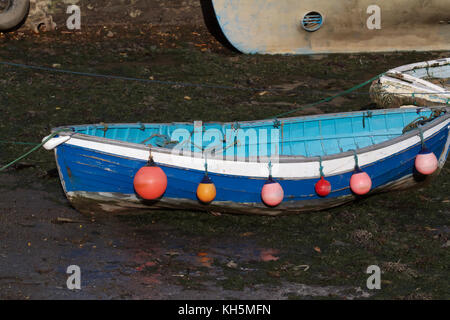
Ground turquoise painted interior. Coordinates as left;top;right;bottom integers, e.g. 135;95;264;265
72;109;433;158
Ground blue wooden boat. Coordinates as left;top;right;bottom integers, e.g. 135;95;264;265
43;107;450;216
205;0;450;55
371;58;450;109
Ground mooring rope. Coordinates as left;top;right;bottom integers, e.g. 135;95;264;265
0;130;68;172
1;60;449;96
0;61;288;92
272;73;385;119
0;140;38;146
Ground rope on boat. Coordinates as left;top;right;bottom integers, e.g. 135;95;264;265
318;156;325;178
418;127;425;147
268;160;273;178
0;130;68;172
353;150;359;168
402;108;446;134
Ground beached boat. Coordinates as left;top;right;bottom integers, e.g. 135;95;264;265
43;107;450;216
205;0;450;55
370;58;450;109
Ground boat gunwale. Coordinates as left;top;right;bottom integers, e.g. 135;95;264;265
382;71;449;93
51;107;450;164
387;57;450;75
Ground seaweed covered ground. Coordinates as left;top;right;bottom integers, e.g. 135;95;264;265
0;25;449;300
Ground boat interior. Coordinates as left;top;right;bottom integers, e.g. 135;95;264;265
72;108;438;158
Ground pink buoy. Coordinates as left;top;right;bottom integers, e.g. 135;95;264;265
415;147;438;175
261;177;284;207
315;177;331;197
350;167;372;195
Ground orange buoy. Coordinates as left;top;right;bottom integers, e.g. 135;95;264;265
415;147;438;175
197;174;216;204
133;158;167;200
315;176;331;197
350;167;372;195
261;177;284;207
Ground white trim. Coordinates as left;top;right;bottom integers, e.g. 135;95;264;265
389;58;450;74
63;119;449;179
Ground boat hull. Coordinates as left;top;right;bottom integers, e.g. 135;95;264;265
54;116;450;216
209;0;450;55
370;58;450;109
64;172;435;216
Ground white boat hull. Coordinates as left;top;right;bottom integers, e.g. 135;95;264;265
210;0;450;54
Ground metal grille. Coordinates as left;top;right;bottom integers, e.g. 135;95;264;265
302;12;323;32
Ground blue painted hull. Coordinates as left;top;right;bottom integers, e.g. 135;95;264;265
55;123;450;215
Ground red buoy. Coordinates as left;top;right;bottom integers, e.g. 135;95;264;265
315;176;331;197
350;167;372;195
415;147;438;175
133;159;167;200
261;177;284;207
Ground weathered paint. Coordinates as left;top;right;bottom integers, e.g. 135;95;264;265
64;170;437;216
210;0;450;55
371;58;450;109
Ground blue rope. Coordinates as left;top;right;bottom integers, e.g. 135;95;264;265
0;61;262;92
1;61;449;96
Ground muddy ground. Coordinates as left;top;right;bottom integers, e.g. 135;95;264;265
0;24;449;300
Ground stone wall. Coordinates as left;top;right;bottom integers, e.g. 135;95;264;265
27;0;205;32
